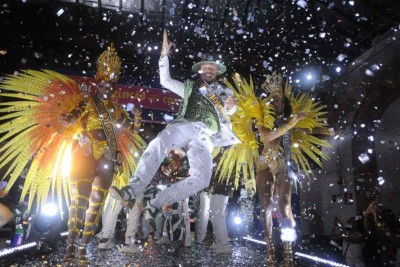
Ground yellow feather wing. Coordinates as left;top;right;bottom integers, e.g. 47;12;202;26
285;82;332;176
0;70;83;214
115;123;147;189
215;74;272;189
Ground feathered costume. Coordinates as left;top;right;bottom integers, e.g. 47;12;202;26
216;72;331;189
0;70;145;213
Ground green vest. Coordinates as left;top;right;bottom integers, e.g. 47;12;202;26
175;80;220;133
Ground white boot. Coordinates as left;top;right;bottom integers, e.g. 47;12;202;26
120;243;141;254
182;197;192;247
98;199;123;249
98;238;114;249
195;191;210;244
154;212;165;240
155;235;171;245
212;243;232;254
124;201;141;245
210;194;230;247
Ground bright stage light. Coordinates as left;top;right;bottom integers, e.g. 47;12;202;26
0;242;37;258
60;231;68;237
295;252;349;267
281;227;297;242
243;237;349;266
242;236;267;245
42;203;58;217
233;216;242;225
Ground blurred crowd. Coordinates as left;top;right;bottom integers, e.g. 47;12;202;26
330;200;400;267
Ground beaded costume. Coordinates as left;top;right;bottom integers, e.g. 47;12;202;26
216;72;332;187
216;72;331;266
0;44;145;266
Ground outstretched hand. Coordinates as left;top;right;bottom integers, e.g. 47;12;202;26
161;30;173;57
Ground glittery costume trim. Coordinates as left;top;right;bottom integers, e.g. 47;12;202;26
257;143;287;181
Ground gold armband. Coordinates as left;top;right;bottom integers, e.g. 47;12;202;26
274;119;297;136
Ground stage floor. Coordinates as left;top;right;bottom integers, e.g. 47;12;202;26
0;235;347;266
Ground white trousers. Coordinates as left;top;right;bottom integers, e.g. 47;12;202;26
101;199;122;239
195;191;210;243
182;197;192;246
125;202;141;244
130;121;214;208
210;194;229;245
101;198;141;244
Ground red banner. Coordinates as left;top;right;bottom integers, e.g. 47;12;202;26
69;75;182;113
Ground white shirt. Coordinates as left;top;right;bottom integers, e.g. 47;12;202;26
159;56;240;147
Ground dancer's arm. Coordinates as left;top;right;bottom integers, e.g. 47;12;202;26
59;100;88;126
259;113;305;142
159;30;185;98
130;107;142;134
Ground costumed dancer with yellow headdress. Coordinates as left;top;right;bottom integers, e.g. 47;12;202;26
0;43;145;266
217;72;332;266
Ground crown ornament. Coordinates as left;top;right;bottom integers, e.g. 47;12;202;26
95;43;121;84
261;71;283;96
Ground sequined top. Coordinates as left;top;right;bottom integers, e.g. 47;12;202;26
77;97;117;160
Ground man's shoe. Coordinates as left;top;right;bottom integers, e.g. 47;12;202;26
98;238;113;250
212;243;232;254
119;244;141;254
109;186;136;202
155;236;171;245
209;243;219;250
143;200;160;231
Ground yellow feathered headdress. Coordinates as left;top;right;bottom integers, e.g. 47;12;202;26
95;43;121;84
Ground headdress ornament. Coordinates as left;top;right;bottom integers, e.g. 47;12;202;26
95;43;121;84
261;71;283;97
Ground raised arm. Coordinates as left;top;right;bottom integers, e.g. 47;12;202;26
259;113;304;143
159;30;184;98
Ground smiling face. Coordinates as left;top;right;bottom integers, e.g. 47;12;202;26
199;63;218;83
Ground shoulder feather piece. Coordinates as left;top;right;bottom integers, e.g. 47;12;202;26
215;74;274;189
284;82;332;176
0;70;84;214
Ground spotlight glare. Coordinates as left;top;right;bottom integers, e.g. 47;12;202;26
0;242;37;258
295;252;349;267
242;236;267;245
233;216;242;225
42;203;58;217
60;231;68;237
281;227;297;242
306;73;313;80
